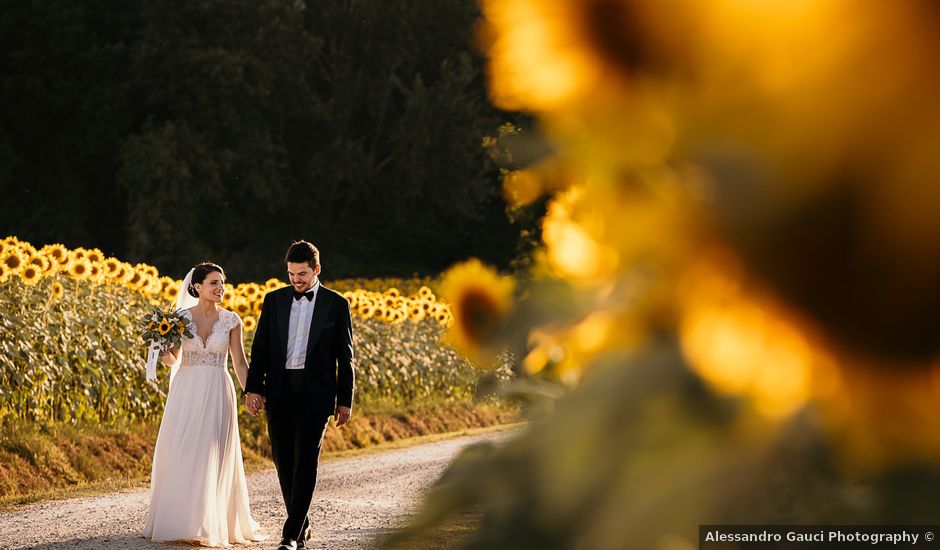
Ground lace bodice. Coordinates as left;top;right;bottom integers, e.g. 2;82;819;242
179;309;242;368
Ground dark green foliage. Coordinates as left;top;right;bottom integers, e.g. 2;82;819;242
0;0;526;280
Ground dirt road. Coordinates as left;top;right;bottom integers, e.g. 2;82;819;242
0;430;511;550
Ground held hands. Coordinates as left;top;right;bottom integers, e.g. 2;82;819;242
243;393;347;423
334;405;351;426
245;392;265;416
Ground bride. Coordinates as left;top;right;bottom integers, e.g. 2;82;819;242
143;262;265;546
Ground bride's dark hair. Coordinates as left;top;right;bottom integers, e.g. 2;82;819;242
188;262;226;298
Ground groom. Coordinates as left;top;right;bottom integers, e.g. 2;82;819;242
245;240;355;550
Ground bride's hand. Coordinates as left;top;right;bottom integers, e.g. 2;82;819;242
160;349;178;366
246;393;265;416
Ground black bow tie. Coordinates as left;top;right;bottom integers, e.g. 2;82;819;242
293;289;315;301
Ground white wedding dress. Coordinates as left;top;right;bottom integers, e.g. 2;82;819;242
143;308;264;546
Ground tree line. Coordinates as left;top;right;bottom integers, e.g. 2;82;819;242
0;0;527;281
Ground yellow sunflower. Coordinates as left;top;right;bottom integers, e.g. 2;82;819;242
67;258;92;280
116;262;135;284
128;268;148;291
85;248;104;264
435;309;453;326
439;259;515;364
125;266;144;290
140;274;157;294
139;268;160;294
371;305;388;321
145;274;163;295
142;264;159;279
19;252;36;271
42;244;69;266
20;265;41;285
51;280;65;301
107;261;124;281
243;316;258;332
265;278;286;291
409;304;426;322
28;254;51;273
158;321;172;335
17;241;37;258
1;249;24;273
234;299;250;316
358;304;375;319
157;276;176;297
103;258;122;278
88;262;104;284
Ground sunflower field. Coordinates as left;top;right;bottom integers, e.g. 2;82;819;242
0;236;497;426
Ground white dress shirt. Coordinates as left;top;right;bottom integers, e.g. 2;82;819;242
285;280;319;370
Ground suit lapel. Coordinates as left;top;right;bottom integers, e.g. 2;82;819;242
305;287;334;361
276;289;292;357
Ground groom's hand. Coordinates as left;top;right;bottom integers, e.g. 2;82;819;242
246;392;265;416
334;406;351;426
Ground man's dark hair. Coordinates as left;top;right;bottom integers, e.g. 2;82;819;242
285;240;320;269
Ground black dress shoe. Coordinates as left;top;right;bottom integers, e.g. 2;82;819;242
276;539;297;550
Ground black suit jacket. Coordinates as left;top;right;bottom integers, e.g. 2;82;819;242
245;285;355;415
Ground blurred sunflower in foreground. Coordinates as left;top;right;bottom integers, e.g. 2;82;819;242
439;259;515;367
393;0;940;548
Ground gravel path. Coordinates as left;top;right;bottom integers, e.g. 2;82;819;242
0;430;511;550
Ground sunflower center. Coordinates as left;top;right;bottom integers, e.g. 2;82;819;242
457;288;503;343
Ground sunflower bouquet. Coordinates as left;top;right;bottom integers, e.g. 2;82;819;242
142;307;193;382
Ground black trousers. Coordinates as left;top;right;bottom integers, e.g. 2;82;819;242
265;371;331;541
